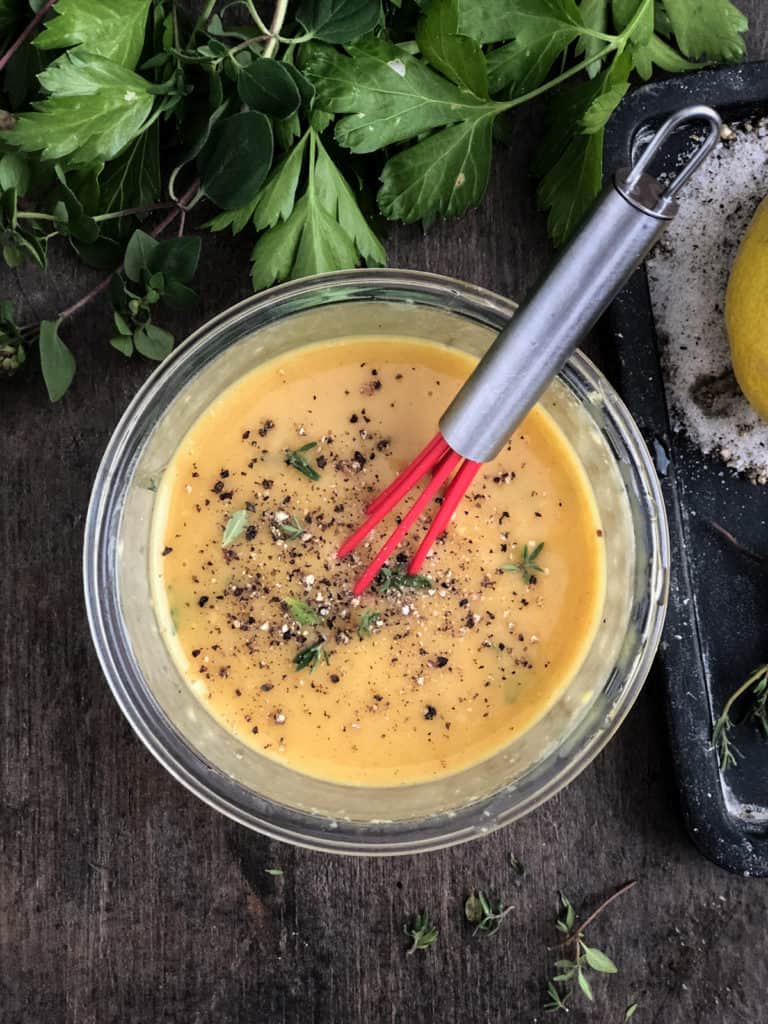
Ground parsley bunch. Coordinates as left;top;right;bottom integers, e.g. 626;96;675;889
0;0;748;401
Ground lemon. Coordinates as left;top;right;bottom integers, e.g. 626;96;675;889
725;196;768;421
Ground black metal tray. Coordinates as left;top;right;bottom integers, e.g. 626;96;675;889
603;62;768;875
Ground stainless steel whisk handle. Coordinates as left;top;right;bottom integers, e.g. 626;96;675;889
439;105;722;464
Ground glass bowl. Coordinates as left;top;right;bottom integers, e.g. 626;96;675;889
83;269;669;855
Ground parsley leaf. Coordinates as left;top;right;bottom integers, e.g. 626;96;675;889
34;0;153;70
379;113;495;225
416;0;488;97
662;0;747;60
250;130;384;289
309;38;503;222
9;51;154;166
468;0;585;95
536;51;632;245
314;141;386;264
308;38;492;152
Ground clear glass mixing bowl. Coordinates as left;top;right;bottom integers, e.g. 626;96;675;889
83;270;669;855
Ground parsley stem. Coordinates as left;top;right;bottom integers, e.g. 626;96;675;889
0;0;57;74
500;42;618;112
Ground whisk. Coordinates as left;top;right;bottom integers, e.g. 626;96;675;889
338;105;722;595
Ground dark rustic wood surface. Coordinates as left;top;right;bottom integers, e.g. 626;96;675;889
3;8;768;1023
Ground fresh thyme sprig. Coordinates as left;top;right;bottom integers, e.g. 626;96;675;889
374;566;433;595
404;911;438;955
464;889;514;938
501;542;544;584
277;514;305;539
292;638;329;672
285;597;322;626
357;609;382;640
285;442;321;481
543;881;636;1013
712;663;768;770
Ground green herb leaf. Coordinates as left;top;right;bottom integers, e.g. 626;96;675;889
292;638;330;672
663;0;747;60
199;111;274;211
276;514;306;540
470;0;585;95
134;323;174;361
464;891;484;924
537;50;631;246
374;566;433;594
581;944;618;974
576;968;594;1001
222;509;249;546
150;235;201;284
39;319;76;401
238;57;302;118
209;133;309;236
501;541;545;584
543;980;569;1012
629;31;705;81
123;228;157;282
308;38;502;223
416;0;489;97
297;0;382;44
403;910;438;954
34;0;153;71
560;892;575;932
464;888;513;937
0;153;30;195
575;0;609;79
99;122;161;216
309;38;492;153
285;441;321;481
10;51;155;166
379;112;495;225
285;598;322;626
264;867;284;876
357;609;382;640
314;138;386;264
110;334;134;356
625;1003;639;1020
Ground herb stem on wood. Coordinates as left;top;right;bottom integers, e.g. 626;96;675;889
549;880;637;950
0;0;57;73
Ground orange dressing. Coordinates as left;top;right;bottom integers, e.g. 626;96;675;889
151;337;605;786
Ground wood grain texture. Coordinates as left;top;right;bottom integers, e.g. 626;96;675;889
2;7;768;1022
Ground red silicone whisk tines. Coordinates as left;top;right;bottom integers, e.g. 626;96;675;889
336;433;481;596
336;106;722;595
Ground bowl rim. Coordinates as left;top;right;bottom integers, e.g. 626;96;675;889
83;268;670;855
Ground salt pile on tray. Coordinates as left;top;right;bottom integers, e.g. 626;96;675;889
646;119;768;484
